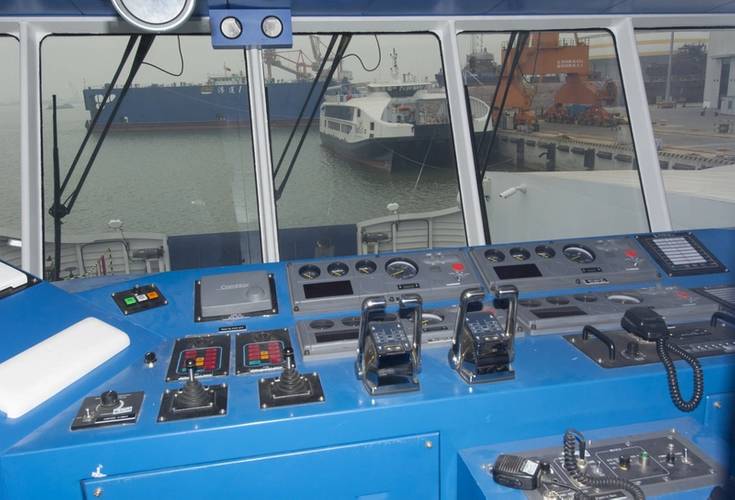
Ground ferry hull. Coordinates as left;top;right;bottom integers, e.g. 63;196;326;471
319;124;457;171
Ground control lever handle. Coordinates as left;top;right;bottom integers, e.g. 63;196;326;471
355;296;387;378
450;288;486;367
493;285;519;339
582;325;617;360
399;293;423;372
185;358;197;383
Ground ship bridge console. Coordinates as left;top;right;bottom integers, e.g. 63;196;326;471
0;1;734;499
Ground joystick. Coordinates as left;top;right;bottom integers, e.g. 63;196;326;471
176;359;211;409
99;390;119;408
158;358;228;422
258;347;325;409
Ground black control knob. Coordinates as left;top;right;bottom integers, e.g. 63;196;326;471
144;351;157;367
625;341;640;357
100;390;119;408
666;451;676;466
618;455;631;470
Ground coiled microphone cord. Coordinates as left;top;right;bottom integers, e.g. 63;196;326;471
655;337;704;412
562;429;646;500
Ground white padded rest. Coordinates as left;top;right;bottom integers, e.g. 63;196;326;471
0;317;130;418
0;261;27;293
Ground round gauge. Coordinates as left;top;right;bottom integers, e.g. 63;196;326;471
355;259;377;275
298;264;321;280
385;258;419;280
327;261;349;277
309;319;334;330
607;294;642;305
519;299;542;308
484;249;505;263
574;294;598;303
562;244;596;264
341;316;360;327
509;247;531;261
535;244;556;259
546;296;570;305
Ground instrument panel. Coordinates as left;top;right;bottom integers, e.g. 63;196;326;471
470;236;660;292
287;250;481;314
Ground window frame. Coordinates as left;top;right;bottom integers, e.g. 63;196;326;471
2;14;735;275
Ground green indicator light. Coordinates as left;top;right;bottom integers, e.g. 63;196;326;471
124;296;137;306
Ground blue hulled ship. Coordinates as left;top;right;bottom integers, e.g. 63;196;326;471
83;74;320;129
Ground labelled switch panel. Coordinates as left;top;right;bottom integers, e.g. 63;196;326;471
504;431;724;499
637;232;727;277
112;284;167;315
166;334;230;381
71;391;144;430
235;329;292;374
564;320;735;368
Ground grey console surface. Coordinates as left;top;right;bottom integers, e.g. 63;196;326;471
470;236;660;293
518;285;720;336
287;250;481;315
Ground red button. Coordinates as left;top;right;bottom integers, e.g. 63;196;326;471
625;249;638;258
451;262;465;272
676;290;690;299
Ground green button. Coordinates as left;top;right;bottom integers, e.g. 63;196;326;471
124;296;137;306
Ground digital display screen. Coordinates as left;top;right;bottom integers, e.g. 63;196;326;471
303;280;354;299
531;306;587;319
494;263;543;280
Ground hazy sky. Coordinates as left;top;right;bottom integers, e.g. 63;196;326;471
0;30;708;104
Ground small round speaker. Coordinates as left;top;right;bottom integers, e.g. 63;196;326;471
110;0;197;32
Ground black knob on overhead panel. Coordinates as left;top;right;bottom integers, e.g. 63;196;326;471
144;351;157;367
100;390;119;407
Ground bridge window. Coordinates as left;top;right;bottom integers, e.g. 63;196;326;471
265;34;467;260
0;36;19;268
460;31;650;243
40;35;261;285
635;29;735;230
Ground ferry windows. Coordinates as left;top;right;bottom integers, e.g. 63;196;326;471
40;35;261;284
265;34;467;260
460;31;650;243
635;30;735;230
0;36;20;267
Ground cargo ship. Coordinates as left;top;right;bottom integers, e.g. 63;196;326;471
82;73;323;130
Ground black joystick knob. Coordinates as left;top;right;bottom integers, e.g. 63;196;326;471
100;390;119;407
625;341;640;357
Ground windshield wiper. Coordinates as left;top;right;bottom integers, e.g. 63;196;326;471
49;35;155;280
273;34;353;201
475;31;529;181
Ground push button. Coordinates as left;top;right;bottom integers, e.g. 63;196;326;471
124;296;137;306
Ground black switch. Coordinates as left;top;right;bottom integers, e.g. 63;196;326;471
100;390;119;408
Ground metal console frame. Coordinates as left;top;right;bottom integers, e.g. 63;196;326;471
6;13;735;274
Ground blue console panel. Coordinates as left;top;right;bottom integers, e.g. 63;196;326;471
0;229;732;499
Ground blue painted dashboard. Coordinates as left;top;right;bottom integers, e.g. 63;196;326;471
0;228;732;499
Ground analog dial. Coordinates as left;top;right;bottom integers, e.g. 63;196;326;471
562;244;596;264
385;258;419;280
298;264;321;280
355;259;377;275
535;244;556;259
510;247;531;261
484;249;505;263
327;261;349;277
